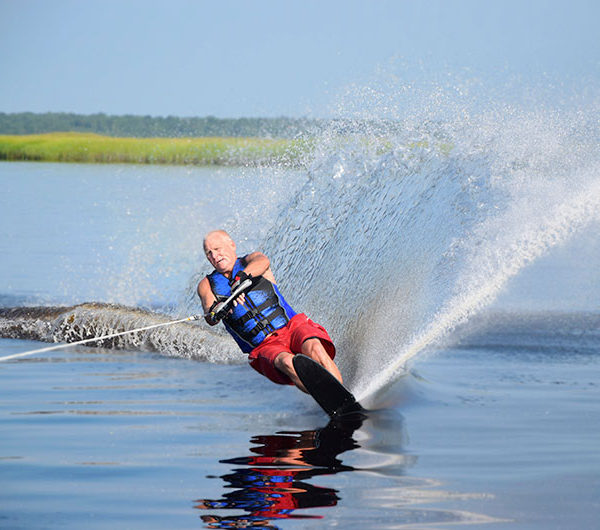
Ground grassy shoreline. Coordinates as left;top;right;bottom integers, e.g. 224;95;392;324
0;132;311;167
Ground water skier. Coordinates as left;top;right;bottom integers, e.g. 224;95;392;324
197;230;343;392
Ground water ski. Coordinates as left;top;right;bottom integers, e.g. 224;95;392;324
292;354;365;419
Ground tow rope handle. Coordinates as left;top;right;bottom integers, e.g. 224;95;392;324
202;278;253;321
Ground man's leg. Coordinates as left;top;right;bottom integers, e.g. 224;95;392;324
274;352;309;393
301;338;343;384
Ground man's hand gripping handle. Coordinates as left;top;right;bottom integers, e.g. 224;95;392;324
203;278;253;323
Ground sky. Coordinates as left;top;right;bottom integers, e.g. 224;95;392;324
1;0;598;118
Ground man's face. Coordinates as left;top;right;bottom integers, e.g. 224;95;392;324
204;233;237;275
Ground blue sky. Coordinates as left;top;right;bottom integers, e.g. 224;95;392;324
1;0;598;118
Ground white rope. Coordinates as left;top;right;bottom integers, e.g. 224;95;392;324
0;314;201;362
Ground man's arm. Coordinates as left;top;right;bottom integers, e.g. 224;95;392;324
197;277;219;326
241;252;271;278
240;252;277;284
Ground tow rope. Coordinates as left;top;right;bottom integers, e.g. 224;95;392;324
0;279;252;362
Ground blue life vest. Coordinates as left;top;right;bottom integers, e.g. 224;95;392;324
206;257;296;353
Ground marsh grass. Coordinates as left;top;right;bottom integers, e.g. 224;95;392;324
0;133;312;166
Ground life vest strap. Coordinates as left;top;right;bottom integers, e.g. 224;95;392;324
237;299;279;325
243;305;289;339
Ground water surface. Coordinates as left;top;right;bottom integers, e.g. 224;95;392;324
1;153;599;529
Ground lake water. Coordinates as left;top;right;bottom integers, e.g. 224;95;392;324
1;132;599;530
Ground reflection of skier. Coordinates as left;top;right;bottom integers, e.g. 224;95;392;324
199;514;279;529
196;466;337;521
194;420;362;527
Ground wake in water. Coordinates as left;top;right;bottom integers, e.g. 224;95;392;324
0;304;239;363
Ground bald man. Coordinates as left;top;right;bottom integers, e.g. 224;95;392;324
197;230;342;393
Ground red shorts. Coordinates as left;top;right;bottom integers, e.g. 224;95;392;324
248;313;336;385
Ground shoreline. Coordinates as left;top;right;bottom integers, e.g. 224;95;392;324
0;132;312;167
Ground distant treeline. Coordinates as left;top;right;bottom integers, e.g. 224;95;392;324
0;112;413;139
0;112;323;139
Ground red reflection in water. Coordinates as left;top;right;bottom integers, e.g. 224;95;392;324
194;417;363;528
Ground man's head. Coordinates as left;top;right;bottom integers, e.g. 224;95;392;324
203;230;237;275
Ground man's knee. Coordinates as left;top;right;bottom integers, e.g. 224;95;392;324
301;338;328;360
301;338;320;354
301;338;342;384
274;351;294;376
